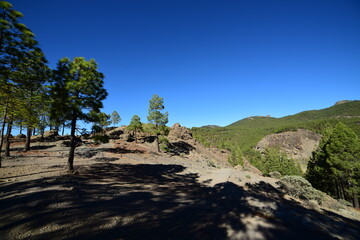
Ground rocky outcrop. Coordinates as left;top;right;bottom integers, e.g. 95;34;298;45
256;129;322;161
168;123;192;141
31;130;59;142
15;134;26;139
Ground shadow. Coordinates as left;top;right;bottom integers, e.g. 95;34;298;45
9;145;57;152
30;145;57;150
138;136;156;143
99;147;145;154
0;163;359;240
0;170;60;180
169;141;196;155
94;157;120;162
75;150;98;158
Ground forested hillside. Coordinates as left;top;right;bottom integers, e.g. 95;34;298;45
192;100;360;164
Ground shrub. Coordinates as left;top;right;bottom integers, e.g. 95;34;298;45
269;171;282;179
338;199;353;207
278;175;325;203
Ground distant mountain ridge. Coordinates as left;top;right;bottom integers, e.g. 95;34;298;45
227;100;360;128
200;125;221;129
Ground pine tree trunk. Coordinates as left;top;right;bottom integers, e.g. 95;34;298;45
4;121;12;157
24;128;32;152
20;125;23;134
156;134;160;152
339;179;345;200
335;179;341;199
353;194;359;209
67;115;77;172
0;99;9;167
62;123;65;136
134;131;137;143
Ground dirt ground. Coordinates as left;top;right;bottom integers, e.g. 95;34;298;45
1;139;360;240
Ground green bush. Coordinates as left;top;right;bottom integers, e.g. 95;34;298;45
92;135;109;144
278;175;325;203
338;199;353;207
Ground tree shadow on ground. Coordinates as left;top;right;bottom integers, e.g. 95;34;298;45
169;141;195;155
99;147;145;154
8;145;57;152
94;157;120;162
0;163;359;240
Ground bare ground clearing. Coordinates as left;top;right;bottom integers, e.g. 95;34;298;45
0;139;359;240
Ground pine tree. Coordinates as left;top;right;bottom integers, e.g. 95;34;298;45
50;57;107;172
326;123;360;207
15;48;50;151
127;115;143;143
307;122;360;207
111;110;121;127
147;94;168;152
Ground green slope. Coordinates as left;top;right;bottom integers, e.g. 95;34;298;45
228;100;360;128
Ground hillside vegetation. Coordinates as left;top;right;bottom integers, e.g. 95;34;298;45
192;101;360;167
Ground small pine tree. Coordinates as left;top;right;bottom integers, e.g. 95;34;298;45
147;94;168;152
127;115;143;143
111;110;121;127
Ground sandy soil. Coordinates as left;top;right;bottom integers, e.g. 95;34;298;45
1;139;360;240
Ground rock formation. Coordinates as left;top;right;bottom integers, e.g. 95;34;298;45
256;129;322;161
168;123;193;141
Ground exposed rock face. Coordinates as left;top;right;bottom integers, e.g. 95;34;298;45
168;123;192;141
256;129;322;161
335;100;350;105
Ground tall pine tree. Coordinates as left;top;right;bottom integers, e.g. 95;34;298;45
51;57;107;172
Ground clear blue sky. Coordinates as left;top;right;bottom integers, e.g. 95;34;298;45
11;0;360;128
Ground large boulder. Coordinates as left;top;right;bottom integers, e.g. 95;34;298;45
168;123;193;141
